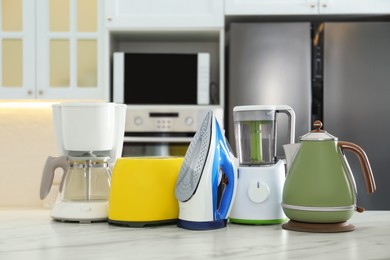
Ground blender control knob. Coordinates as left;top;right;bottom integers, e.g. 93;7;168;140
248;181;270;203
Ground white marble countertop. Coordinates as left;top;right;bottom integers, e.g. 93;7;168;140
0;209;389;260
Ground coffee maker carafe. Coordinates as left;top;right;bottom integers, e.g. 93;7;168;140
229;105;295;224
40;102;126;222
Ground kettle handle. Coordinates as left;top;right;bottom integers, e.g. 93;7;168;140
338;141;376;194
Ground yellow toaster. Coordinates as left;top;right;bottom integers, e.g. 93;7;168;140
108;156;184;227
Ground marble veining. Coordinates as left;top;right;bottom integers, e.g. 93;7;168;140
0;209;389;260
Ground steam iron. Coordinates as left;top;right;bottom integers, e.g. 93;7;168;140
175;110;238;230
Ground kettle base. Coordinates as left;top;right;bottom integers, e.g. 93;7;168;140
282;220;355;233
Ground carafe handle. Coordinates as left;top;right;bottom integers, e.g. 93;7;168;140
338;141;376;194
40;156;69;200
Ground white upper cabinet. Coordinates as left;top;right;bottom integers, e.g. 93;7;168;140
35;0;105;100
318;0;390;14
225;0;319;15
105;0;224;29
0;0;35;99
1;0;106;100
225;0;390;15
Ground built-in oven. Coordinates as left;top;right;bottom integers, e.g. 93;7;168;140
121;106;223;157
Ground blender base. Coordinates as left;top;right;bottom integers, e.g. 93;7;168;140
282;220;355;233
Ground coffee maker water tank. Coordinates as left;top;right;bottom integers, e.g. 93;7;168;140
52;102;127;163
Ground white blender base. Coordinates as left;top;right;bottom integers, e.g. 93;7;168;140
51;200;108;223
229;160;287;224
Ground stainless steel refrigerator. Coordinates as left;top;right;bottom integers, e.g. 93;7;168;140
227;21;390;210
323;22;390;210
227;22;312;157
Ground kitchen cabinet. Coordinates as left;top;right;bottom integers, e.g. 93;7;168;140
225;0;390;15
104;0;224;29
318;0;390;14
225;0;318;15
0;0;106;100
0;0;35;99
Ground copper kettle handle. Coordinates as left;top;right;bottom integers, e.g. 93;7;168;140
338;141;376;194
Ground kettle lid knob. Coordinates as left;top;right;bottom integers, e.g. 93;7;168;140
313;120;323;132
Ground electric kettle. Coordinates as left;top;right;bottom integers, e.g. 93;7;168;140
282;120;376;232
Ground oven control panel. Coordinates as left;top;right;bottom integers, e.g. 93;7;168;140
124;105;224;133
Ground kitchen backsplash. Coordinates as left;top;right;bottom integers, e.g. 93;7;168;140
0;102;59;208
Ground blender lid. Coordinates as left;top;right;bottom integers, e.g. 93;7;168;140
233;105;277;122
233;105;278;112
300;120;337;141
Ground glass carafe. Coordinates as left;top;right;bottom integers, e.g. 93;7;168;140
61;157;111;202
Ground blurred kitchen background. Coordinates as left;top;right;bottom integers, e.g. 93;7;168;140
1;0;390;210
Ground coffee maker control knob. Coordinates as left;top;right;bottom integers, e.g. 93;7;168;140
248;181;270;203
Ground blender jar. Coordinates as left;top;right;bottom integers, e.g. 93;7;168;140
233;108;276;165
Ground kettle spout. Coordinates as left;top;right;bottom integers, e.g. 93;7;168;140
283;143;302;173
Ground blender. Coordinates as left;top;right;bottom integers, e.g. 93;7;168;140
229;105;295;224
40;102;126;223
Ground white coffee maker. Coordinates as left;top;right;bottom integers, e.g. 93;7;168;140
40;102;126;223
229;105;295;224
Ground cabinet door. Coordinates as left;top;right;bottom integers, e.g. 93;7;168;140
319;0;390;14
225;0;318;15
0;0;35;99
105;0;224;28
36;0;105;100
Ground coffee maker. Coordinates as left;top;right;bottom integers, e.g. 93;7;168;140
40;102;126;223
229;105;295;224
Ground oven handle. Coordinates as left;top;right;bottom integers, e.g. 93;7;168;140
123;136;193;143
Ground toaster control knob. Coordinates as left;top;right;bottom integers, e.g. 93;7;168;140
185;116;193;126
248;181;270;203
134;116;143;126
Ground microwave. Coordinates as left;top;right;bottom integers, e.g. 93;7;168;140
113;52;211;105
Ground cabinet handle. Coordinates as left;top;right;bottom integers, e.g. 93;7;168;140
307;0;316;8
322;4;327;7
107;16;112;21
27;90;33;95
38;90;43;95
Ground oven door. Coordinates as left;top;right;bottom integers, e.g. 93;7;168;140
122;136;192;157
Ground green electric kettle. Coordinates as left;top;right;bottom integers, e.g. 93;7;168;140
281;120;376;232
